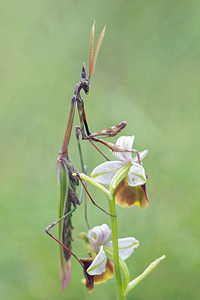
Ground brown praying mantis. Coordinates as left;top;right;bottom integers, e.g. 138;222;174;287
45;23;142;291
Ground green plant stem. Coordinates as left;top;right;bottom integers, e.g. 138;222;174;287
108;193;126;300
78;172;126;299
107;165;130;299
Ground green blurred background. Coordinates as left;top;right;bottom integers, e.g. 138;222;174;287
1;0;200;299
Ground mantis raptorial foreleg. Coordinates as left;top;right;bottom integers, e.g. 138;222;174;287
85;121;127;139
91;138;141;164
83;121;141;164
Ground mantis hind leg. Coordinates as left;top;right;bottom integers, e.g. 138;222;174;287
45;206;82;266
45;205;77;233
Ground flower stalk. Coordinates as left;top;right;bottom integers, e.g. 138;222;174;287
108;167;131;299
78;172;127;299
108;193;125;300
77;134;165;299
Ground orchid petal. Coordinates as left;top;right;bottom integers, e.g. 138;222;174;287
91;161;125;185
116;135;135;149
87;246;107;275
132;150;148;163
88;224;111;249
128;163;146;186
113;135;135;162
107;238;139;260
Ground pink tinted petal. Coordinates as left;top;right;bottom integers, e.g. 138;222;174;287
128;163;146;186
91;161;125;185
113;135;135;162
88;226;103;249
100;224;112;244
88;224;111;249
132;150;148;163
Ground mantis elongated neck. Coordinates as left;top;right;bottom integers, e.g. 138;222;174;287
60;95;77;158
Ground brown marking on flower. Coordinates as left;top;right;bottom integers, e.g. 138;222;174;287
80;259;94;292
115;178;149;209
80;258;114;293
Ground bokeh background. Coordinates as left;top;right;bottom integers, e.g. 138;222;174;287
1;0;200;299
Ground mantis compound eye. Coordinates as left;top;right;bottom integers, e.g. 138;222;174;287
82;82;89;94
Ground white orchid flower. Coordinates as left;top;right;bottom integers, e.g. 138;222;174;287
90;135;149;208
86;224;139;276
91;135;148;187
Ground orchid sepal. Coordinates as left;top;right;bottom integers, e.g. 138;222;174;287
86;246;107;275
91;161;125;185
106;237;139;260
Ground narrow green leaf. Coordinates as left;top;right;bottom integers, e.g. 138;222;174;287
57;161;69;279
57;161;69;242
125;255;166;296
